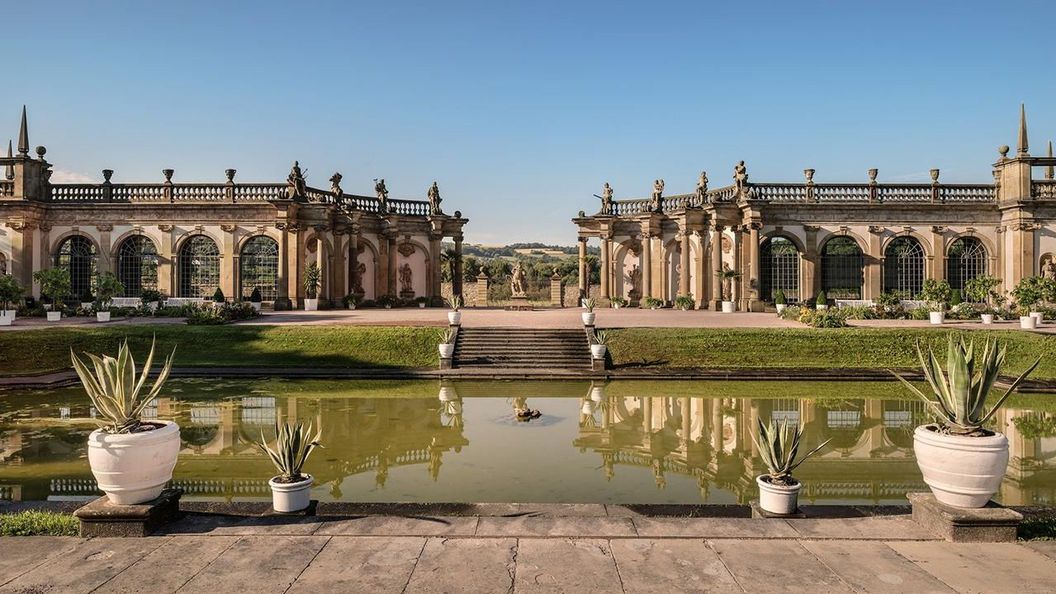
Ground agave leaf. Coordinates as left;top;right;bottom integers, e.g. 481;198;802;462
980;356;1042;426
890;370;947;422
787;437;833;474
947;337;970;426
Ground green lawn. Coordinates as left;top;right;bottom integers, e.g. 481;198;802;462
0;325;441;376
607;327;1056;379
0;510;78;536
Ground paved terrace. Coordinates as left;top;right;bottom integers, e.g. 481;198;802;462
2;505;1055;593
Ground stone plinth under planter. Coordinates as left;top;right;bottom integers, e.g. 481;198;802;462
506;296;533;311
908;492;1022;542
749;500;806;519
74;488;183;537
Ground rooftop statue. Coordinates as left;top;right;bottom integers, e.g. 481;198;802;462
329;172;343;202
286;161;306;200
427;181;443;215
695;171;708;203
374;178;389;212
598;182;613;214
651;179;665;212
734;161;748;192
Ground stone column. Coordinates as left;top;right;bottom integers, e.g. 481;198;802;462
9;224;32;293
332;232;347;301
97;225;113;274
348;228;361;298
320;234;331;300
220;225;236;300
158;225;174;298
803;226;818;301
578;237;588;299
866;227;882;299
710;225;722;309
276;225;290;305
33;225;47;294
679;232;691;297
733;227;743;307
747;222;761;310
429;233;442;299
453;235;464;298
475;271;488;307
289;225;305;306
599;236;611;299
930;227;946;282
641;233;652;303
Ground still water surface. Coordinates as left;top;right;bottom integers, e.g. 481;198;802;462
1;379;1054;505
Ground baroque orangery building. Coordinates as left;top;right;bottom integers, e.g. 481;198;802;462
574;107;1056;311
0;108;467;307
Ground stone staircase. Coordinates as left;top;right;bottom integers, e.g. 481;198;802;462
453;327;591;370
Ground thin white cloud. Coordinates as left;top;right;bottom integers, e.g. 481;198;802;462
49;169;97;183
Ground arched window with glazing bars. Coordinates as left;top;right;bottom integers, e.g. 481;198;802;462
947;237;987;293
820;236;864;300
55;235;98;301
116;236;159;297
883;236;925;298
760;236;801;302
178;235;220;298
240;236;279;301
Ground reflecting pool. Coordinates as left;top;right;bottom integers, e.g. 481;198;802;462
2;379;1055;505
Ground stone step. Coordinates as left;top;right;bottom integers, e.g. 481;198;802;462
454;327;590;369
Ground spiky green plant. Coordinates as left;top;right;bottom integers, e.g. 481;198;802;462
69;338;175;434
753;418;830;484
439;327;457;344
447;294;462;311
590;329;609;345
257;421;322;482
584;297;597;312
892;336;1041;435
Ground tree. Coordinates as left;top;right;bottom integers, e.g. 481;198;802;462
33;268;72;308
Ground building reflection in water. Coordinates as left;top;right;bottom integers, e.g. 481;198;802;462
1;379;1056;505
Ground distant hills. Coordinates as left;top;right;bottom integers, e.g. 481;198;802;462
443;242;600;259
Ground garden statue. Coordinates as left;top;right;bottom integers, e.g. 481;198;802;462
598;182;613;214
695;170;708;202
374;178;389;211
511;261;528;297
399;263;414;296
286;161;306;200
1045;256;1056;281
721;263;735;300
352;262;366;295
733;161;748;192
513;397;542;421
427;181;442;215
329;172;343;200
628;264;642;299
650;179;665;212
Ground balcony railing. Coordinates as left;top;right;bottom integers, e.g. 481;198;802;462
0;179;13;196
1034;180;1056;199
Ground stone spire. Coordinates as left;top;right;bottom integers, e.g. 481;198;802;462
16;106;28;157
4;140;12;180
1017;103;1029;156
1048;140;1054;180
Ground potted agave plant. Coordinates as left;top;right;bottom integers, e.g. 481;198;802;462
589;329;609;360
610;296;627;309
774;289;787;315
303;262;321;311
892;337;1040;508
438;327;457;359
582;297;597;325
447;294;463;325
94;272;124;323
257;421;322;513
753;419;830;514
71;339;179;505
718;265;739;313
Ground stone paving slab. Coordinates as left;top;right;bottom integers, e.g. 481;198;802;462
286;536;425;593
314;515;479;536
100;535;239;594
786;517;935;540
174;535;329;594
514;538;623;593
161;513;323;536
0;536;81;587
475;515;637;537
801;541;957;594
1024;539;1056;561
0;536;165;594
608;538;742;594
709;539;854;593
403;537;516;594
886;541;1056;594
632;517;798;538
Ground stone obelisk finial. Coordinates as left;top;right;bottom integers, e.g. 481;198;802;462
4;140;13;180
16;106;28;157
1048;140;1054;180
1017;103;1029;157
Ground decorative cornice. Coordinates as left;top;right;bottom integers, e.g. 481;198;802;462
868;225;885;234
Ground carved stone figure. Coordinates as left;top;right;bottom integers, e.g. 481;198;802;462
329;172;343;203
399;263;414;296
1044;256;1056;281
286;161;306;200
721;263;734;301
650;179;664;212
627;265;642;300
695;171;708;203
599;183;614;214
511;261;528;297
427;181;442;215
734;161;748;190
353;262;366;295
374;178;389;212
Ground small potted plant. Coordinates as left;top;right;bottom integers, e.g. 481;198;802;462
610;296;627;309
212;287;226;306
71;338;180;504
0;274;23;325
447;295;463;325
79;288;95;311
1011;276;1045;329
416;296;429;309
438;327;457;359
342;293;361;310
918;279;951;324
140;288;162;312
378;295;395;309
303;262;321;311
94;272;124;323
753;419;830;514
892;336;1040;508
815;291;828;311
582;297;597;325
644;296;664;310
589;329;609;359
256;421;322;513
674;294;695;311
33;268;71;322
718;266;740;313
249;287;263;312
774;289;787;315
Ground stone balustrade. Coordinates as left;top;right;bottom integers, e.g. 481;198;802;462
1033;180;1056;199
0;180;14;196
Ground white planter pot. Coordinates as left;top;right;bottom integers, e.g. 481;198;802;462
448;311;462;325
385;304;392;309
46;311;62;322
775;304;786;314
913;424;1008;508
419;303;426;309
612;303;622;309
590;344;607;359
756;475;801;515
2;309;16;320
346;304;357;310
582;312;596;325
1021;315;1037;330
304;298;318;311
1030;311;1043;325
81;302;94;310
0;316;10;326
438;343;455;358
147;301;159;312
269;474;313;513
981;314;994;325
929;311;945;325
816;304;828;311
96;311;111;323
87;421;181;505
721;301;735;314
250;302;262;312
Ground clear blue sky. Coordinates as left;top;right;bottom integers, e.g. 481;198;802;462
4;1;1054;244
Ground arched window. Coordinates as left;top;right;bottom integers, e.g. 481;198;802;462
240;236;279;301
178;235;220;298
821;237;864;299
883;236;925;298
947;237;987;292
760;236;801;302
116;236;159;297
55;235;98;300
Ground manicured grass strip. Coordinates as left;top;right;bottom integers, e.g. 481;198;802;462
0;510;78;536
1019;517;1056;541
608;327;1056;379
0;326;440;376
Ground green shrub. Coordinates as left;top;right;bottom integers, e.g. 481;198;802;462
0;510;78;536
909;307;931;320
250;287;263;303
799;308;848;328
919;279;952;310
0;275;24;310
774;289;787;305
815;291;827;307
674;294;695;310
644;297;664;309
212;288;226;303
140;289;162;304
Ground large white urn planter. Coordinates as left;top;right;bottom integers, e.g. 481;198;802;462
87;420;181;505
981;314;994;325
2;309;16;320
591;344;607;359
1030;311;1043;326
439;343;455;358
46;311;62;322
582;312;596;325
1021;315;1037;330
448;311;462;325
929;311;945;325
96;311;111;323
721;301;735;314
775;304;786;315
304;298;319;311
756;475;801;515
913;425;1008;508
269;474;313;513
